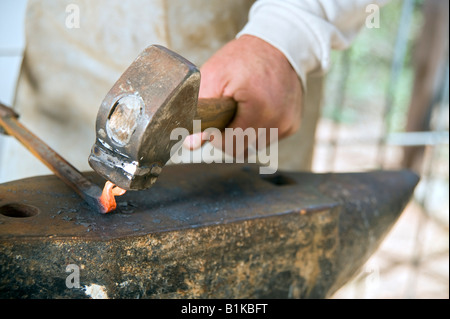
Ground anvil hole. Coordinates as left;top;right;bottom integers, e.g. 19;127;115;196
261;174;296;186
0;203;40;218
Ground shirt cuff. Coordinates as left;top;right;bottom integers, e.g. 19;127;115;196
236;0;349;90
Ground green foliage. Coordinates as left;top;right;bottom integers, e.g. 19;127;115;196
322;0;424;133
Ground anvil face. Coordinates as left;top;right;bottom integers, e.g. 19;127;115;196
0;164;418;298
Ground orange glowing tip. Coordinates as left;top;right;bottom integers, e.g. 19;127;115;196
99;181;127;213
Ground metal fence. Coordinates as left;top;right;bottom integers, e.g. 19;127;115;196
314;0;449;298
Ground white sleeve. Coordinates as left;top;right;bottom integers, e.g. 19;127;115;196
237;0;389;87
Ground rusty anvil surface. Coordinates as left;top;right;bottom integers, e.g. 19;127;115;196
0;164;418;299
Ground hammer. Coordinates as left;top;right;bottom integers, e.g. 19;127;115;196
89;45;237;191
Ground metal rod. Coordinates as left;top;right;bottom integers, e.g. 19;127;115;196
377;0;415;167
0;102;107;213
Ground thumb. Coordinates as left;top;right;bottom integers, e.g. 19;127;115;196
182;132;206;150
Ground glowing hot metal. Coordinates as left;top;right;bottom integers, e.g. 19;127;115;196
99;181;127;213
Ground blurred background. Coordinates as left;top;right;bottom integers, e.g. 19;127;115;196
0;0;448;298
313;0;449;299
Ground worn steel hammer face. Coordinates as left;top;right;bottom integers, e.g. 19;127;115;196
89;45;200;191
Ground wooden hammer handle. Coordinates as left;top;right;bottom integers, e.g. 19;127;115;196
196;97;237;131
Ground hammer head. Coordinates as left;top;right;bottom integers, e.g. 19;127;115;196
88;45;200;190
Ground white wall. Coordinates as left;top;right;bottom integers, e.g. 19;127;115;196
0;0;28;165
0;0;28;105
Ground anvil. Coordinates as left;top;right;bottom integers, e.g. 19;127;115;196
0;163;418;298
